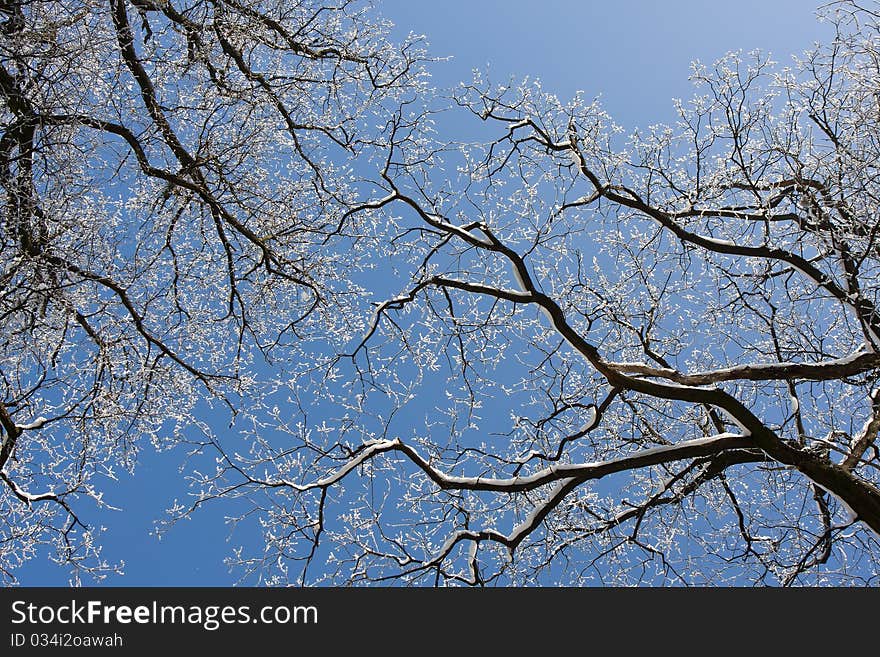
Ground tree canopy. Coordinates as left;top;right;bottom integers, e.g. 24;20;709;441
3;0;880;586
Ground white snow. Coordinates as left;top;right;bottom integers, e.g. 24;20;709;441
16;416;48;431
427;214;492;247
290;438;402;491
405;432;745;491
507;479;573;545
0;472;56;506
717;408;752;436
578;405;598;433
610;349;877;384
810;479;859;525
507;260;587;356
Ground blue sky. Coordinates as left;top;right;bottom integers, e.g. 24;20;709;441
382;0;831;128
17;0;831;586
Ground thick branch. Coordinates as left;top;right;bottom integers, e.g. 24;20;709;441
606;351;880;385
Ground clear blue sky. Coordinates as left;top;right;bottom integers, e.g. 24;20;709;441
382;0;831;128
17;0;830;586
